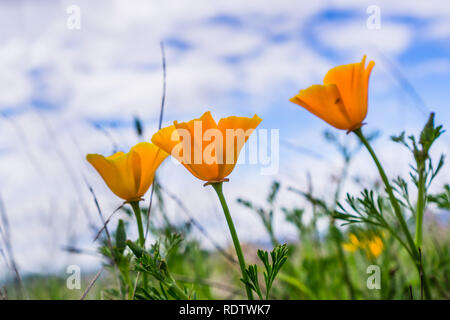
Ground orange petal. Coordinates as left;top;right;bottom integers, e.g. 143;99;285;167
173;111;220;181
290;84;353;130
87;152;137;201
323;55;375;127
151;125;181;155
152;124;205;181
131;142;168;197
217;114;262;178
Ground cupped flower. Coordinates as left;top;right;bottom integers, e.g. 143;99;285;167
151;111;262;183
86;142;168;202
290;55;375;131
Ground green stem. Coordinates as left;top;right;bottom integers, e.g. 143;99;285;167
211;182;254;300
130;201;148;291
415;164;430;300
332;158;355;299
166;277;190;300
354;129;416;254
353;128;431;299
130;201;145;247
415;164;425;248
331;222;355;299
266;223;279;247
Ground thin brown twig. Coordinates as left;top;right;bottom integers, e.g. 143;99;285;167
145;41;167;239
92;123;120;154
60;245;100;257
70;132;119;246
0;112;45;177
131;272;141;300
80;267;103;300
158;183;237;265
34;111;96;229
74;131;125;298
0;195;27;299
84;177;113;249
93;203;124;242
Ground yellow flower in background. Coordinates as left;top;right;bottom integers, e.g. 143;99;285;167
342;233;360;252
290;55;375;131
349;233;360;246
151;111;262;183
86;142;168;202
368;236;384;259
342;242;358;253
343;232;384;259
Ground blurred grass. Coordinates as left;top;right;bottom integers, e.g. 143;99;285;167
2;183;449;300
1;120;449;300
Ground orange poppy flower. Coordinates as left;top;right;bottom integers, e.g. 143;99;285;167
86;142;168;202
151;111;262;183
290;55;375;131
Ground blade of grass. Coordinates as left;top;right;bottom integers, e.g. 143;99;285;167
145;41;167;238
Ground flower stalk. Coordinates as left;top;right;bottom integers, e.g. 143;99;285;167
129;201;148;291
166;276;190;300
130;201;145;247
353;128;431;299
353;128;416;253
211;182;254;300
415;163;426;248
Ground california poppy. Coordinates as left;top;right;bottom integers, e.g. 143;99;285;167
290;55;375;131
151;111;262;183
86;142;168;202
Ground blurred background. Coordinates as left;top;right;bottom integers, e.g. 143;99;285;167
0;0;448;283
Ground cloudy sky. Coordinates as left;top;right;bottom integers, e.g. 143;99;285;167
0;0;449;278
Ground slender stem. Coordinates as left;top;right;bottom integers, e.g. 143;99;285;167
331;222;355;299
415;164;425;247
129;201;148;291
266;222;279;247
332;158;355;299
353;128;431;299
211;182;254;300
130;201;145;247
354;129;416;254
414;162;429;299
166;276;190;300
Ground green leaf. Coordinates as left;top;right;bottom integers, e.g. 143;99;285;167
115;219;126;252
126;240;144;259
133;115;144;137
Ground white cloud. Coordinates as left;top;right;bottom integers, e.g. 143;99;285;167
315;21;412;56
404;59;450;78
424;19;450;39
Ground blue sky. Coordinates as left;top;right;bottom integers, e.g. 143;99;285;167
0;0;449;276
